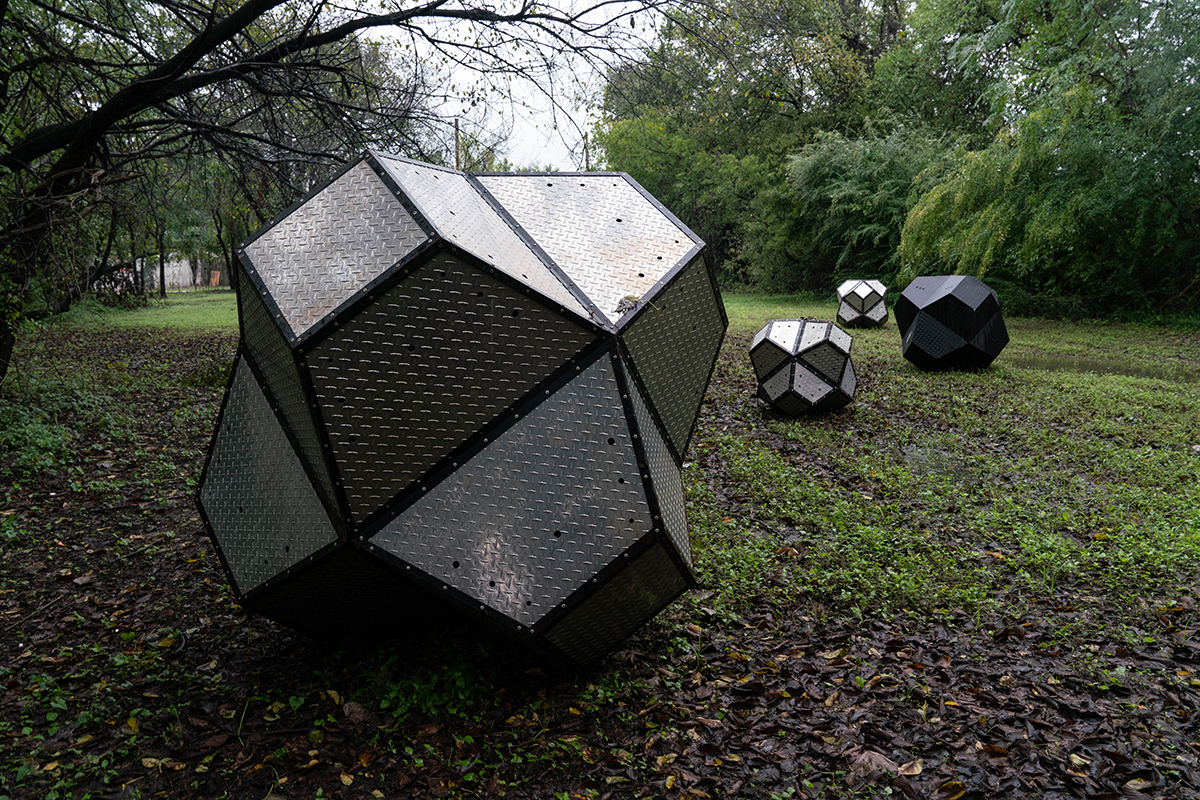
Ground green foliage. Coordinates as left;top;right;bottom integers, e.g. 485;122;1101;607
899;80;1200;315
596;111;778;282
595;0;902;284
752;122;951;291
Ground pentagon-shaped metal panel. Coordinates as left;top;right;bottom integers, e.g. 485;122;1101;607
243;160;428;339
479;174;696;325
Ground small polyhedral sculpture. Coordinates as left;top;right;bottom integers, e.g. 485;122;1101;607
749;319;856;416
836;279;888;328
894;275;1008;371
196;151;728;666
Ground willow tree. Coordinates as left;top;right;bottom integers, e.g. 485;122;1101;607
898;0;1200;315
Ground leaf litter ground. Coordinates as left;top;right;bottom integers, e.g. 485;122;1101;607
1;323;1198;799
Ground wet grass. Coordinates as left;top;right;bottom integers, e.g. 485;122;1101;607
697;293;1200;631
49;289;239;331
1;290;1198;798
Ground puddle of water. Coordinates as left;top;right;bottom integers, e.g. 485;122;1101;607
1007;354;1199;383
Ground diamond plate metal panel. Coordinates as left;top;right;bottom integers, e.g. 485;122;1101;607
750;323;770;352
750;339;789;380
307;252;597;524
375;157;589;319
798;320;829;353
828;325;853;353
237;264;337;507
905;311;965;360
369;356;651;627
626;367;691;568
621;255;726;458
841;359;858;396
768;320;803;353
794;364;833;404
244;161;427;339
543;542;688;665
762;365;791;403
479;174;696;325
866;302;888;323
199;356;337;595
800;341;847;383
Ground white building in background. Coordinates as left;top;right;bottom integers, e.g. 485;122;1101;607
141;255;226;290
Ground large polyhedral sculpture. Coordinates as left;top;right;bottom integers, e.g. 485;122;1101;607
196;152;728;666
749;319;856;415
836;279;888;328
894;275;1008;371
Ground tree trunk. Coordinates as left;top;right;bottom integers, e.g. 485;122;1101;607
0;315;14;387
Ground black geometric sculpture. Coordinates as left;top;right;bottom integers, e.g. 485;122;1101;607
894;275;1008;371
749;319;856;415
836;279;888;328
195;151;728;666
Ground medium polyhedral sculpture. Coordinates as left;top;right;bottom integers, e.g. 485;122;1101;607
749;319;856;416
196;151;728;665
836;279;888;328
894;275;1008;371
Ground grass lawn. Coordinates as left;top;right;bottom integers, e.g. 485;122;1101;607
1;289;1198;799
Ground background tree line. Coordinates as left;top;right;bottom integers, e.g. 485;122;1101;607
595;0;1200;319
0;0;661;382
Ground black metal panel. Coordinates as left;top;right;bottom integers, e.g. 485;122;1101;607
542;541;688;665
248;545;459;640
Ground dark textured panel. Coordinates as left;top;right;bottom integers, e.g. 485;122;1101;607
249;546;456;639
543;541;687;665
237;263;337;507
307;252;598;524
370;356;651;627
198;356;337;595
621;255;726;458
626;365;691;568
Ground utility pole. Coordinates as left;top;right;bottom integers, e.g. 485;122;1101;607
454;119;461;171
584;133;590;171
